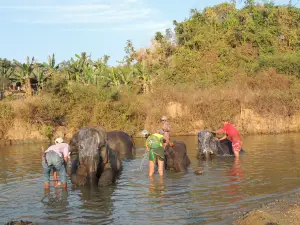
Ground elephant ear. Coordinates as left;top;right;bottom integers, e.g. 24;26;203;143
69;130;80;155
94;126;108;142
99;144;109;165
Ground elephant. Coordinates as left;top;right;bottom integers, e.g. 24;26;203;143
107;130;136;158
68;126;121;187
164;141;191;172
197;130;244;159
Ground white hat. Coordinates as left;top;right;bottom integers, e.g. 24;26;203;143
55;137;64;144
141;130;149;137
161;116;167;121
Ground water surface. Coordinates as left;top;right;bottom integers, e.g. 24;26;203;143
1;133;300;224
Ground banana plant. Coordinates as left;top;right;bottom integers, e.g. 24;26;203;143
134;60;152;93
0;58;15;90
12;56;35;96
93;56;110;86
42;54;59;77
33;63;50;93
66;52;94;84
99;67;120;88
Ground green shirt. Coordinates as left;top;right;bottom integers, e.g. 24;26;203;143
146;133;164;150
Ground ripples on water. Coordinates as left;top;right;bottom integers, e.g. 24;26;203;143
1;134;300;224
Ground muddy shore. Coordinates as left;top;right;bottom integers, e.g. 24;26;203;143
233;191;300;225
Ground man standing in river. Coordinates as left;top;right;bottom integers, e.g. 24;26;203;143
142;130;174;176
42;137;69;189
212;119;242;158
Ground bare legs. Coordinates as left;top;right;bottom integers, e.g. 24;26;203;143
234;150;240;159
44;182;50;189
149;159;164;176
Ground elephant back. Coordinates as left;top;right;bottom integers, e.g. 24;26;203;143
165;140;190;172
107;130;136;157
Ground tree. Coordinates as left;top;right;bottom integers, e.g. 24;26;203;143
0;58;15;90
12;57;35;96
154;32;164;43
42;54;59;77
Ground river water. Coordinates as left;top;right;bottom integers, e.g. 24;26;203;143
1;133;300;225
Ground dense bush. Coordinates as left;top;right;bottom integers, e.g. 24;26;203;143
0;103;14;139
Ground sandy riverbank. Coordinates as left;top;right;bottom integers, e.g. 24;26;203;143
234;191;300;225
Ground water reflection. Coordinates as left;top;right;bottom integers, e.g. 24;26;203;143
226;158;245;202
148;176;165;199
41;188;70;222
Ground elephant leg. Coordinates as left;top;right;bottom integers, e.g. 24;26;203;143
164;156;168;170
175;163;185;172
98;168;114;186
68;159;78;177
71;164;88;186
185;155;191;167
71;174;87;186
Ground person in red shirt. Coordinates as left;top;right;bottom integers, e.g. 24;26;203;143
212;119;242;158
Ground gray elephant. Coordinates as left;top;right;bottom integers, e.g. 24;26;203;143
164;141;191;172
107;130;136;158
197;130;244;159
68;126;121;187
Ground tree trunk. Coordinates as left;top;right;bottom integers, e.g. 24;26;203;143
25;78;32;97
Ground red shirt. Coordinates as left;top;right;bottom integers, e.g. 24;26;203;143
222;123;241;142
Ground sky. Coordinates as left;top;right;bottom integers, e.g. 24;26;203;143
0;0;295;65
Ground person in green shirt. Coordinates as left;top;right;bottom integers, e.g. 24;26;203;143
142;130;174;176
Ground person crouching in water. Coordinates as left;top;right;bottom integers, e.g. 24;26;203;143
212;119;242;159
142;130;174;176
42;137;69;189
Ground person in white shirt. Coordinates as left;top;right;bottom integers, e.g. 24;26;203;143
42;137;69;189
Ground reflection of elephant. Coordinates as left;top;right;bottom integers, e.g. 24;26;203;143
197;130;244;159
107;130;136;158
68;126;121;187
164;141;191;172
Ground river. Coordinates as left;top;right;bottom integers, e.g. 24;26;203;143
1;133;300;225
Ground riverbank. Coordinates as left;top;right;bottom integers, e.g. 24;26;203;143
1;72;300;144
234;191;300;225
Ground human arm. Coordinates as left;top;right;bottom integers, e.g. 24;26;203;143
145;140;150;152
163;138;174;147
63;144;69;163
212;128;225;135
216;135;227;141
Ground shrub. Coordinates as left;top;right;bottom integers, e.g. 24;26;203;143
0;103;14;139
259;52;300;77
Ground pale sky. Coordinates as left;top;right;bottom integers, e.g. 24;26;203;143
0;0;294;65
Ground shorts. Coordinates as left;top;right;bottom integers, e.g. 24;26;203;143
232;141;242;152
42;151;67;183
149;147;165;162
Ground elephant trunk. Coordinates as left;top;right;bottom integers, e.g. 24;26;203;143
80;155;100;185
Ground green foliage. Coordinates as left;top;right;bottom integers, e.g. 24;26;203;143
259;52;300;77
44;125;54;141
